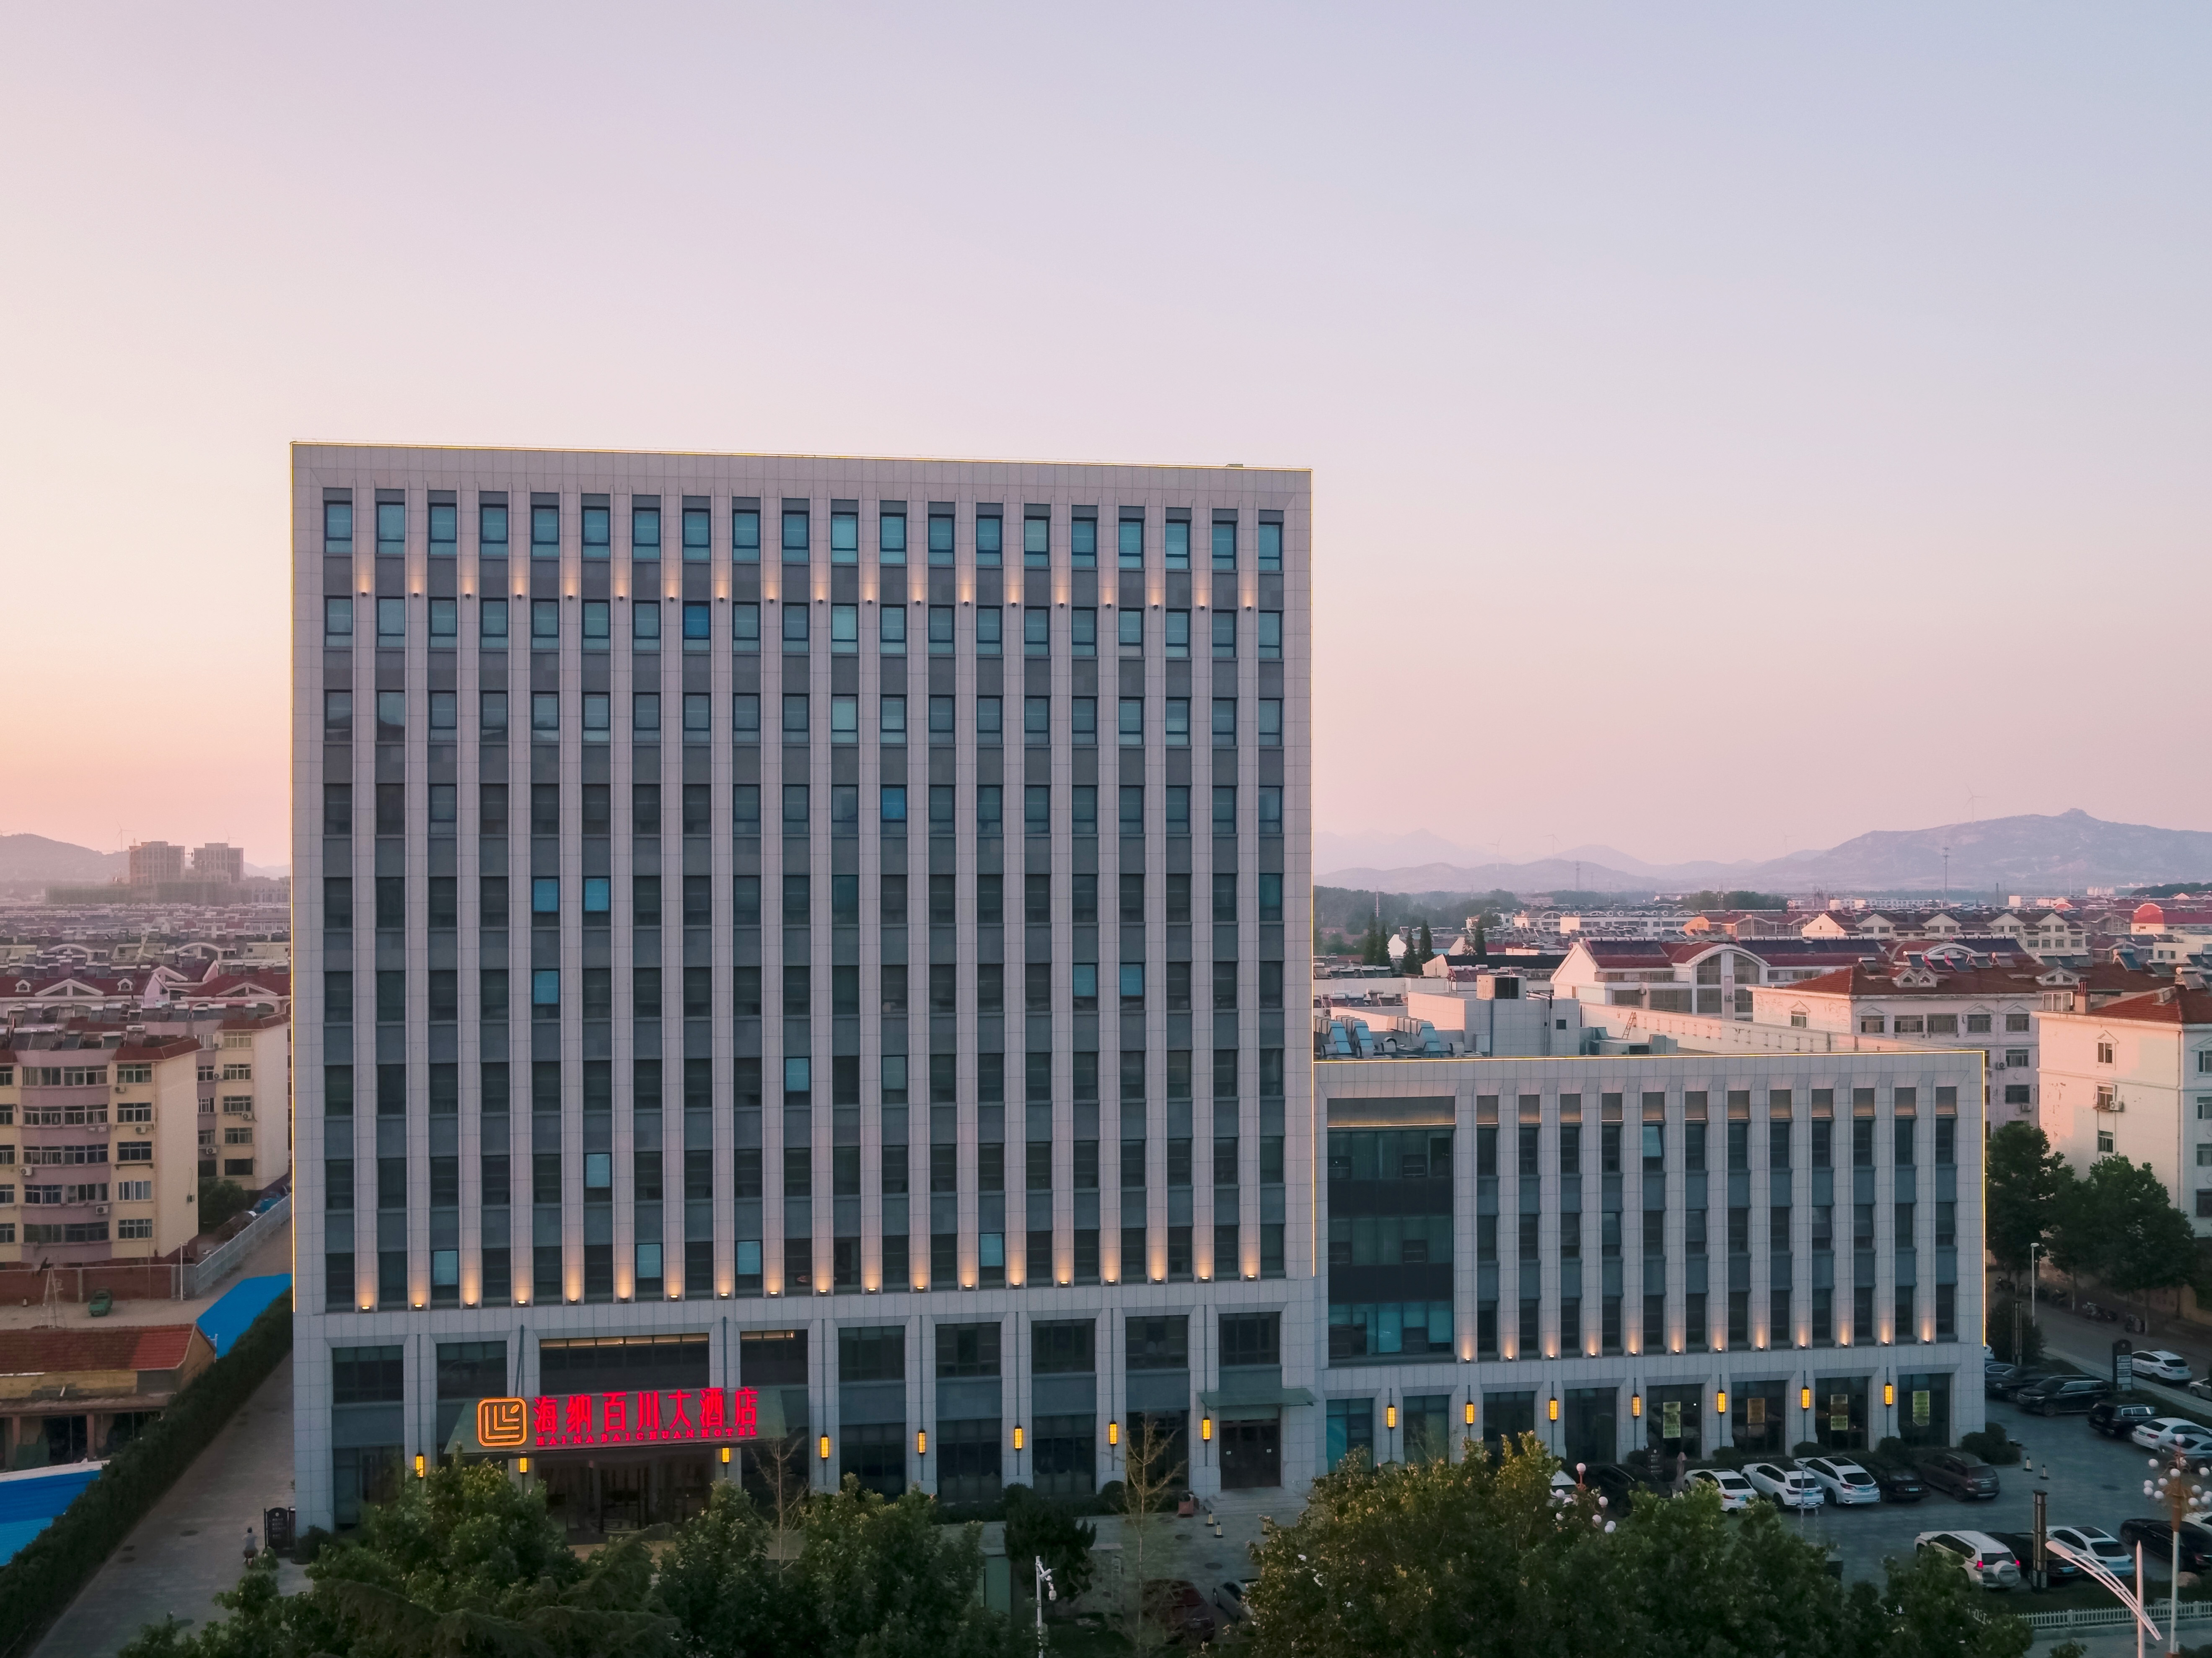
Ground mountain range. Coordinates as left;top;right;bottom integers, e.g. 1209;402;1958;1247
1318;810;2212;897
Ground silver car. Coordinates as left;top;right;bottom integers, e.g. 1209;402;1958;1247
1917;1530;2023;1591
1795;1455;1881;1505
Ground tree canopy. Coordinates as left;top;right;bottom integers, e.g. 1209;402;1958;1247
1986;1122;2072;1275
119;1466;1024;1658
1241;1436;2039;1658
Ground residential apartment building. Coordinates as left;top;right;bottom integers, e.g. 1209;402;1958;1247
291;446;1312;1533
1552;938;1892;1017
0;1031;201;1264
2039;985;2212;1230
1313;1051;1985;1469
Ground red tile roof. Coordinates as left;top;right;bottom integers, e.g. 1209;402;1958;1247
0;1324;209;1377
2067;986;2212;1026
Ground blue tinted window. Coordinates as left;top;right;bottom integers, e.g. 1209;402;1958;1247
532;878;559;913
782;509;809;557
323;500;353;552
881;785;907;823
376;501;405;553
928;513;954;565
1212;516;1236;571
976;513;1002;566
684;601;712;641
880;510;907;562
583;877;611;913
1071;515;1096;568
428;502;456;550
531;504;559;553
1165;518;1189;570
479;502;508;549
1118;514;1142;568
831;511;859;563
1259;520;1282;571
683;506;710;556
582;504;610;554
632;506;661;553
732;507;761;560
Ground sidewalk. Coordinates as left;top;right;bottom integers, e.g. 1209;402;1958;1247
31;1353;303;1658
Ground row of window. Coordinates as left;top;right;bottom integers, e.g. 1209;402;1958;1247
326;781;1289;837
325;498;1286;572
326;596;1287;658
331;688;1285;748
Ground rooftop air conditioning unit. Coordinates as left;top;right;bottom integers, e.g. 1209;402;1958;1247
96;1204;108;1214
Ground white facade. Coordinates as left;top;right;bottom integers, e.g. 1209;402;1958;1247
292;447;1314;1530
2038;990;2212;1233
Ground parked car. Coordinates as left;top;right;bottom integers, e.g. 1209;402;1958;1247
1587;1463;1653;1510
1143;1580;1217;1645
2048;1525;2133;1577
2129;1417;2206;1451
1867;1459;1928;1502
1989;1531;2083;1582
1685;1469;1756;1512
2118;1518;2212;1573
1996;1369;2062;1400
1984;1364;2023;1400
2186;1378;2212;1404
2133;1350;2193;1384
1915;1531;2022;1590
2016;1377;2112;1417
1742;1462;1825;1508
2091;1401;2160;1440
1795;1455;1882;1506
1211;1581;1251;1624
1918;1451;2001;1500
2166;1430;2212;1460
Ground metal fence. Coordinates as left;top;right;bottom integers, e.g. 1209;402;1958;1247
179;1195;290;1298
2021;1598;2212;1635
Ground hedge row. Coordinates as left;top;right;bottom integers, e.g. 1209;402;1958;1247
0;1290;293;1658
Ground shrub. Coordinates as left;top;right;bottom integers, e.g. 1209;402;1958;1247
1791;1441;1823;1457
1959;1428;2020;1465
0;1290;292;1656
196;1178;255;1233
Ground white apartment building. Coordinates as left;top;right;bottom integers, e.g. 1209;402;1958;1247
292;446;1312;1532
2039;985;2212;1230
1313;1050;1985;1469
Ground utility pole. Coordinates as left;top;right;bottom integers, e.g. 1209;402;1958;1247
1033;1556;1057;1656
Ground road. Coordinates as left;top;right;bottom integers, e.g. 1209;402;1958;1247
32;1354;304;1658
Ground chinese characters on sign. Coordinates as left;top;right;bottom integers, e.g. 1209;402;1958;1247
482;1388;761;1451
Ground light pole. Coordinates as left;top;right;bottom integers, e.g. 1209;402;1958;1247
1033;1556;1057;1656
2145;1448;2212;1657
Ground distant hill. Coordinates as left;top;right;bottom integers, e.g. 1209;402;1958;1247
1321;810;2212;897
0;834;125;884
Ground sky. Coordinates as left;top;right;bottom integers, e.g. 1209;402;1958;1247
2;3;2206;870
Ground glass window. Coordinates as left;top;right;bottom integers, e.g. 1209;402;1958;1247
881;784;907;824
683;692;710;734
783;604;810;648
1071;608;1096;657
1213;787;1237;834
880;604;907;653
978;785;1003;835
1071;696;1096;744
429;500;456;552
582;502;610;556
633;692;660;733
684;503;712;558
1212;698;1236;747
1024;696;1049;742
377;597;405;640
1166;698;1190;747
479;598;508;644
376;690;405;737
1024;511;1049;567
531;599;558;641
531;503;559;556
1071;513;1096;568
481;691;507;733
533;877;559;915
881;695;907;743
929;784;954;834
1120;786;1144;835
428;690;456;730
1120;964;1145;1007
831;509;859;563
376;500;405;554
1212;612;1236;658
1118;513;1144;569
479;500;508;552
427;597;457;638
1259;698;1282;747
976;696;1002;740
1026;784;1050;834
831;695;858;745
1119;698;1144;746
323;499;353;552
976;607;1002;656
1165;610;1189;659
1024;608;1049;656
831;603;858;654
1259;610;1282;659
782;508;810;558
631;503;663;555
1212;515;1236;571
1258;786;1282;836
324;595;354;644
784;784;810;828
1259;519;1282;571
929;511;955;566
1072;786;1097;835
976;511;1002;566
929;606;954;655
929;695;955;739
733;694;760;738
682;601;711;643
784;694;810;739
1165;516;1190;571
880;508;907;563
732;602;758;652
1166;786;1191;833
732;505;761;562
1119;609;1143;651
531;693;559;732
324;688;353;736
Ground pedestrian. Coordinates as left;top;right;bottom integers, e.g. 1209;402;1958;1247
243;1525;258;1566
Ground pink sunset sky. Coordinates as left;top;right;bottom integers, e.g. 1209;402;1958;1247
2;3;2206;871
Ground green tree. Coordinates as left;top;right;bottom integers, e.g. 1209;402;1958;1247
1002;1484;1096;1613
1471;921;1487;957
1985;1123;2072;1365
653;1483;801;1658
196;1178;256;1233
795;1479;1023;1658
2062;1156;2203;1321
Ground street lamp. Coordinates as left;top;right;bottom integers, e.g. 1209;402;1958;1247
2145;1449;2212;1656
1033;1557;1057;1656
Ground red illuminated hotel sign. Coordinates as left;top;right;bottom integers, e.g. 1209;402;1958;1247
475;1387;760;1451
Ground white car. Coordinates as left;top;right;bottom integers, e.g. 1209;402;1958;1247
2165;1431;2212;1460
2134;1350;2193;1383
1796;1454;1881;1505
2047;1526;2132;1576
1917;1530;2022;1591
1742;1462;1825;1508
2130;1416;2207;1450
1685;1469;1756;1512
